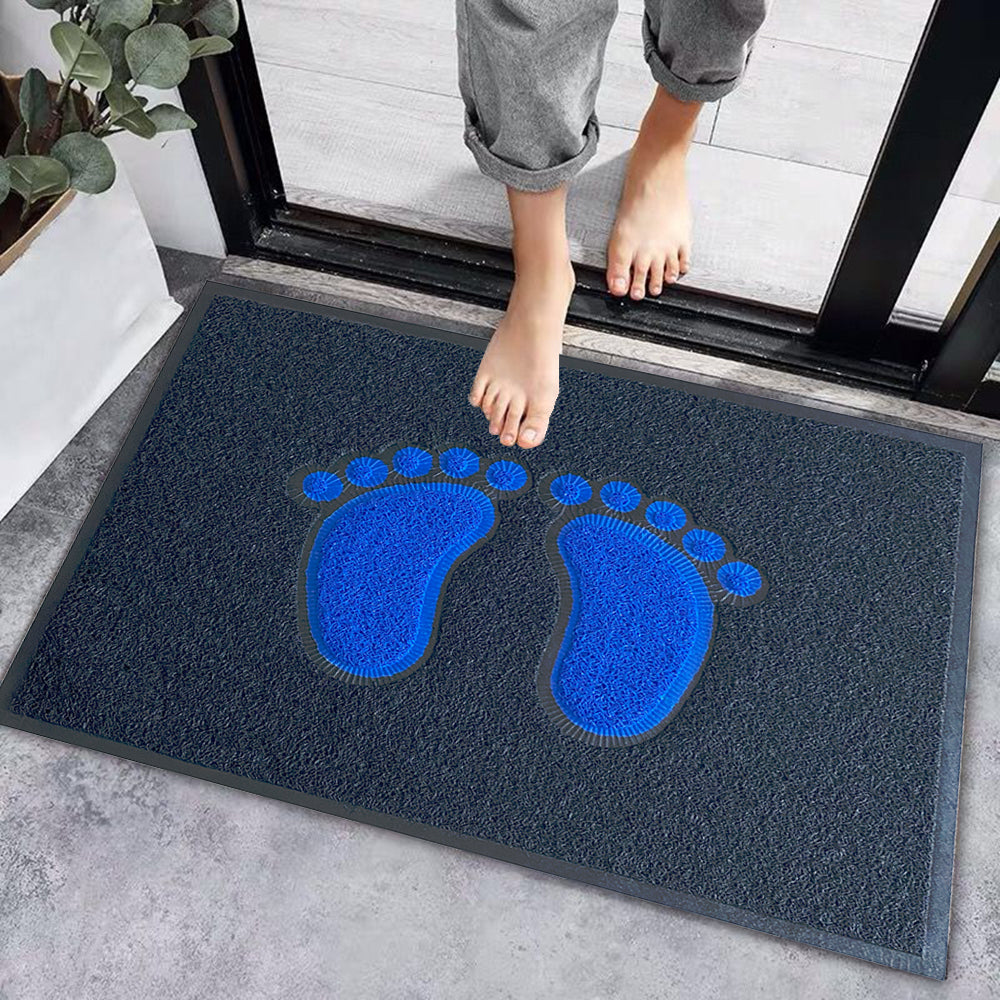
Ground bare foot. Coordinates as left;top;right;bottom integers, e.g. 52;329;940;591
468;184;575;450
607;85;700;300
468;255;574;449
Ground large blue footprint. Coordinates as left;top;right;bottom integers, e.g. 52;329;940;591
288;446;530;683
537;472;768;747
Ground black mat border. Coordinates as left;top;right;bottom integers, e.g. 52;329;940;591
0;278;983;981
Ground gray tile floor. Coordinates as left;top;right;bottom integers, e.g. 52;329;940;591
1;250;999;999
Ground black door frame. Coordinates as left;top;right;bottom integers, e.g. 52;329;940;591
178;0;1000;416
918;217;1000;408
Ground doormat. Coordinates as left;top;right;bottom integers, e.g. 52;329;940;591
0;281;981;980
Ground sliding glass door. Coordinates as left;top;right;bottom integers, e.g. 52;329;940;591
178;0;1000;415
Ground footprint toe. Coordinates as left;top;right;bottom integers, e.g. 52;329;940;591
440;447;480;479
717;560;762;598
486;460;528;492
600;480;641;513
682;528;726;563
645;500;686;532
346;456;388;487
393;447;433;477
302;470;343;502
549;473;592;506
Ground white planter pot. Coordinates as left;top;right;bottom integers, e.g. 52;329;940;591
0;145;183;520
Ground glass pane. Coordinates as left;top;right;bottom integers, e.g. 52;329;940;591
243;0;940;313
892;79;1000;328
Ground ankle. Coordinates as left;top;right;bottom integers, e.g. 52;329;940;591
512;234;573;277
507;185;571;266
637;86;700;155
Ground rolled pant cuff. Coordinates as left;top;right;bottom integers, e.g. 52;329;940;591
641;13;746;103
462;108;601;192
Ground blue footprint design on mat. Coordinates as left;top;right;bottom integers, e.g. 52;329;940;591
288;446;530;684
537;472;768;747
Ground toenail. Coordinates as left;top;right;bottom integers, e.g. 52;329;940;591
522;429;537;443
612;278;627;292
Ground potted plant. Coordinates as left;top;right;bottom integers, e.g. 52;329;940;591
0;0;239;520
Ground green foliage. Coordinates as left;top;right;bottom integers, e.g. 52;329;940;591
193;0;239;37
6;122;27;157
1;0;239;227
61;88;84;135
189;35;232;59
94;0;154;31
147;103;197;131
6;154;70;206
155;2;193;27
105;80;157;138
51;22;113;90
24;0;75;10
96;22;133;85
19;68;51;133
51;132;117;193
125;23;190;88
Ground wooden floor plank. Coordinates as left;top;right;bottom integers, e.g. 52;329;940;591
953;82;1000;205
896;196;999;323
716;36;998;202
763;0;933;62
714;38;908;177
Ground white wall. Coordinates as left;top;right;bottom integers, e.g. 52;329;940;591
0;0;226;258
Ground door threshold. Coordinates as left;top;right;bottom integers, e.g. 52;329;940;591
220;255;1000;445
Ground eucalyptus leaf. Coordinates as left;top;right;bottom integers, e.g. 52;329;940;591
51;22;113;91
0;159;10;204
95;0;153;31
146;103;196;132
155;1;192;25
104;80;157;138
6;154;70;205
125;23;191;88
60;88;84;135
193;0;238;37
19;68;51;133
5;122;27;158
24;0;75;10
96;22;133;85
188;35;232;59
51;132;116;193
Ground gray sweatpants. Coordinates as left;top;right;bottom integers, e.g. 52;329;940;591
455;0;768;191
